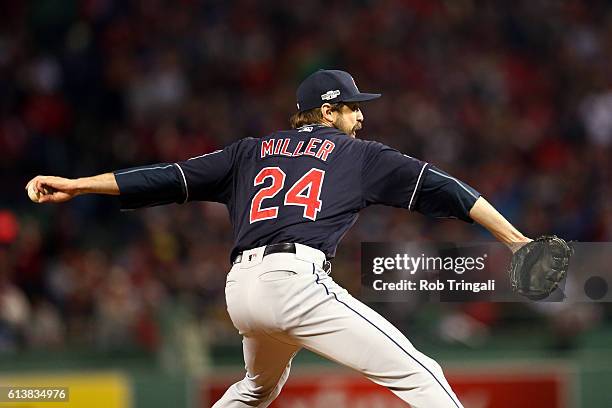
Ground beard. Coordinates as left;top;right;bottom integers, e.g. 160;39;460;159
334;118;362;137
350;122;362;137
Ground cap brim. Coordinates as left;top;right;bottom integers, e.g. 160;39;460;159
342;92;382;103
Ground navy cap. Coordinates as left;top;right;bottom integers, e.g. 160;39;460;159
296;69;381;112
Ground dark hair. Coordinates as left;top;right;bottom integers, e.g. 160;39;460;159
289;103;343;129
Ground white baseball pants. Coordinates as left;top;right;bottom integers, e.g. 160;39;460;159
212;243;463;408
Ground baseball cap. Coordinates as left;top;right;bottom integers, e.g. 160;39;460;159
296;69;381;112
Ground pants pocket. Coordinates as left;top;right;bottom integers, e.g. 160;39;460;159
258;270;297;282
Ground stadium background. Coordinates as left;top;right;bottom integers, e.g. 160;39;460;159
1;0;611;406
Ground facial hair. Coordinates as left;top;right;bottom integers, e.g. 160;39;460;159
334;118;362;137
351;121;362;137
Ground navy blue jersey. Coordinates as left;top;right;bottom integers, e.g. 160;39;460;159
114;125;480;260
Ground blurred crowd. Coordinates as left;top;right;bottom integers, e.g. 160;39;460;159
1;0;612;355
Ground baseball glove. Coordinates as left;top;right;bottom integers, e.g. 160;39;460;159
509;235;573;300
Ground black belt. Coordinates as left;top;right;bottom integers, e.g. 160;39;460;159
232;243;296;264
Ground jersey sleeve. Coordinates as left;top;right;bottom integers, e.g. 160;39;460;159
413;165;481;222
113;164;186;210
174;143;237;203
361;141;428;209
114;141;239;210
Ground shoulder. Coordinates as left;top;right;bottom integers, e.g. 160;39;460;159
350;138;397;157
185;138;258;164
232;136;259;148
355;138;425;171
223;137;259;156
353;139;423;162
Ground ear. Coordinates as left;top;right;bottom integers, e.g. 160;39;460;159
320;103;336;123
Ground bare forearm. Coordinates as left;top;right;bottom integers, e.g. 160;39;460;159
469;197;530;251
74;173;120;195
26;173;120;203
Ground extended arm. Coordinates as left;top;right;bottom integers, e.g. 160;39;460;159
27;143;237;207
469;196;531;252
26;173;119;203
27;163;188;207
413;165;530;251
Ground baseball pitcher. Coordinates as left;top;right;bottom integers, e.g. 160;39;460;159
26;70;570;407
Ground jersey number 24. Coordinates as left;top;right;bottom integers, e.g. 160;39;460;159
249;167;325;223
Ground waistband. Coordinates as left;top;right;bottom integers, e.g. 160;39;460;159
233;243;329;270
